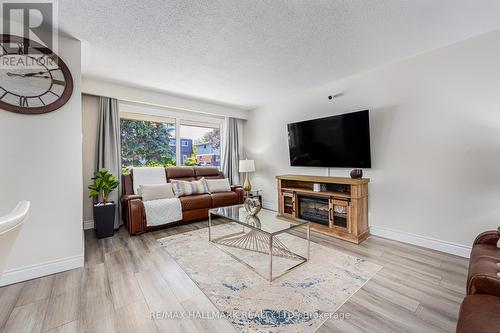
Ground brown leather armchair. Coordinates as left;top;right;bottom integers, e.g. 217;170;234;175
121;166;244;235
456;229;500;333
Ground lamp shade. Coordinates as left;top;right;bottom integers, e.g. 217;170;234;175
239;159;255;173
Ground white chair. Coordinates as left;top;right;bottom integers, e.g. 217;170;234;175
0;201;30;276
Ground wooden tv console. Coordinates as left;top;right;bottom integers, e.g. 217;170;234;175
276;175;369;244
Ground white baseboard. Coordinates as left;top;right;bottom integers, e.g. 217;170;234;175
83;219;94;230
0;254;84;287
370;225;471;258
259;201;471;258
262;201;277;211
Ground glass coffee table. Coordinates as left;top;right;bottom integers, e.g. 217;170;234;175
208;205;310;282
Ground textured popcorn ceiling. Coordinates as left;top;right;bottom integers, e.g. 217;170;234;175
59;0;500;109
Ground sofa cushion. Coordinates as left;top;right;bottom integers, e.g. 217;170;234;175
131;167;166;194
194;167;222;179
180;194;212;210
211;191;239;207
202;175;225;180
166;167;195;182
139;183;175;201
171;178;209;197
456;295;500;333
206;178;231;193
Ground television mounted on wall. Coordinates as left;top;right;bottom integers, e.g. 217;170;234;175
287;110;371;168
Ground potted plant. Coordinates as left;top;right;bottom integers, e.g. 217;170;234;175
88;168;119;238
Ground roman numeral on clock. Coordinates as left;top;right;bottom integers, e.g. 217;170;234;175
20;96;28;107
49;90;60;98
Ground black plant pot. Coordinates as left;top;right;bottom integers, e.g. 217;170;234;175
93;202;115;239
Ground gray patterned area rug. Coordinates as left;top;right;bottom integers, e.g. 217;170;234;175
158;223;381;333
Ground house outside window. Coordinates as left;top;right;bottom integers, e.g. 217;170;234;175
180;121;221;167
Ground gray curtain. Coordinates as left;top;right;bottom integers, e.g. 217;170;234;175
222;117;240;185
96;97;122;228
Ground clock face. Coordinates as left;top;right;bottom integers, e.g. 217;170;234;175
0;34;73;114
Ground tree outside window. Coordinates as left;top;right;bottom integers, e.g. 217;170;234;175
120;118;176;172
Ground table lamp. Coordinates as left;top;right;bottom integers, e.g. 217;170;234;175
239;159;255;192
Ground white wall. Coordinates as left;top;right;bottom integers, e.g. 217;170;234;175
0;35;83;286
244;29;500;256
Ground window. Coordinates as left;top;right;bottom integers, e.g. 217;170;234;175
180;120;221;167
119;105;223;172
120;113;176;171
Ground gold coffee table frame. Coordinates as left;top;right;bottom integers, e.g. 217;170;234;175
208;205;310;282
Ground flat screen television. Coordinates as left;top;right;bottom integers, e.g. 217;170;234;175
287;110;371;168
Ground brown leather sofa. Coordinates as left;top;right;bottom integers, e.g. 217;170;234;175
121;166;244;235
456;229;500;333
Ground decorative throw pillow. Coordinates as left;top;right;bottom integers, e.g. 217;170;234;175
171;178;209;197
139;183;175;201
206;178;231;193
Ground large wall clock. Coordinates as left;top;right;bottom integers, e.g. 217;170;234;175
0;34;73;114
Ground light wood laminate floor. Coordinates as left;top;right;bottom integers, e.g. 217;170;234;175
0;220;468;333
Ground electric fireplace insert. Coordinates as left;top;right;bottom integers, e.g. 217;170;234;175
298;195;329;226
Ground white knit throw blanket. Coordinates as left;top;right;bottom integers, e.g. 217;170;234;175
143;198;182;227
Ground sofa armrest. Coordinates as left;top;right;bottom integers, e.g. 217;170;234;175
124;198;144;235
467;252;500;298
468;272;500;298
121;194;142;203
231;185;242;191
473;229;500;246
232;187;245;204
467;230;500;297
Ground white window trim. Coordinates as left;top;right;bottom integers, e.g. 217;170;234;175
120;112;175;124
120;102;224;125
175;118;181;166
119;101;224;167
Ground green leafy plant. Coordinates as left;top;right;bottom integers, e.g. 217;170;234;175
88;168;119;204
121;166;131;175
183;155;198;166
146;161;163;167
